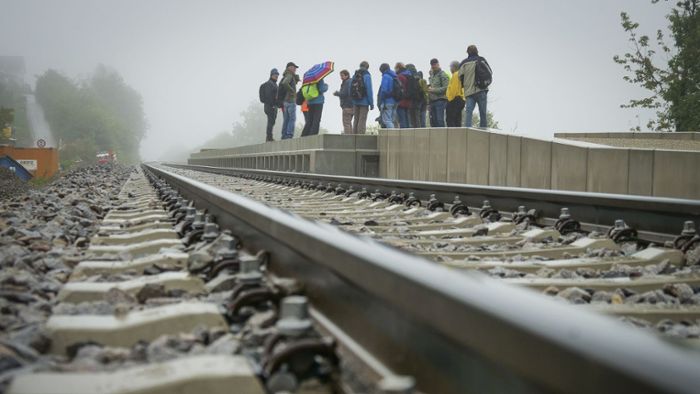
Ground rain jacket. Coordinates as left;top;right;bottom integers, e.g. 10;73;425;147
428;68;449;102
458;55;488;97
280;70;300;103
352;69;374;108
307;80;328;105
337;79;353;109
378;69;397;107
447;71;464;102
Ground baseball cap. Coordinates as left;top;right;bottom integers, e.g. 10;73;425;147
286;62;299;68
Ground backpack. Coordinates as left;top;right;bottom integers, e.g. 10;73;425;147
275;82;287;106
351;70;366;100
295;89;305;106
301;83;320;101
400;73;418;101
412;75;426;102
259;81;272;104
475;57;493;89
391;76;403;100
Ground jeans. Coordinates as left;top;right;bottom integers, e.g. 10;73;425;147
282;102;296;139
380;103;396;128
397;107;410;128
264;104;277;141
301;103;324;136
446;97;465;127
430;99;447;127
465;90;488;128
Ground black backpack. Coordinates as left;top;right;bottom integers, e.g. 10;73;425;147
475;57;493;89
259;81;271;104
412;75;425;102
351;70;366;100
400;73;418;101
391;76;403;100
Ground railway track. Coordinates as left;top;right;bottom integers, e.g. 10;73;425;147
4;163;700;394
163;164;700;332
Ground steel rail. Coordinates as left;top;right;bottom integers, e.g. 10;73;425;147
165;164;700;242
145;163;700;394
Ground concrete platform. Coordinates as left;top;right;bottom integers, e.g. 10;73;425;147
188;134;379;177
187;129;700;200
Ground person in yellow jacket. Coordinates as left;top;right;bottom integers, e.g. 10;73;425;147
446;61;465;127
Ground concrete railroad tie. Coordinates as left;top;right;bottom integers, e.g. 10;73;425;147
10;168;265;394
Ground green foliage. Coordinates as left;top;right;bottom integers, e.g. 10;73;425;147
198;101;330;151
0;107;14;124
195;101;279;152
35;66;146;165
471;111;500;129
614;0;700;131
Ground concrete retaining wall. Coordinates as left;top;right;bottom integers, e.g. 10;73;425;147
188;134;379;177
555;132;700;140
379;128;700;200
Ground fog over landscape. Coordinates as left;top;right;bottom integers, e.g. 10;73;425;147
0;0;673;160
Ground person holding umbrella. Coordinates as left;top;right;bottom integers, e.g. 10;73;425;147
300;61;334;137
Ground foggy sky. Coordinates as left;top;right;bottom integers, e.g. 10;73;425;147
0;0;673;160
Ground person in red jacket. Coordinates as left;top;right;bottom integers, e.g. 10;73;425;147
394;62;412;128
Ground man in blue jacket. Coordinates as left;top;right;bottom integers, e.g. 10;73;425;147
351;61;374;134
301;79;328;136
377;63;397;129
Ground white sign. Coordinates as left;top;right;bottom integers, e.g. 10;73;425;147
17;159;37;171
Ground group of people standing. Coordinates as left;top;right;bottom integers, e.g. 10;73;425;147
259;45;492;141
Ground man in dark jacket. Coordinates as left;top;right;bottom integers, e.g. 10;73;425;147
261;68;279;141
333;70;354;134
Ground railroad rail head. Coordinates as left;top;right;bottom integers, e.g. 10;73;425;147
164;163;700;244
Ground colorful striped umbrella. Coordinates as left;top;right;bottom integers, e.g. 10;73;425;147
302;61;334;85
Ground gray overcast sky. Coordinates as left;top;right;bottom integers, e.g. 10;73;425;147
0;0;673;160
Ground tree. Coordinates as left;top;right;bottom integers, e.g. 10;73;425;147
614;0;700;131
0;74;32;146
35;66;147;166
471;111;500;129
